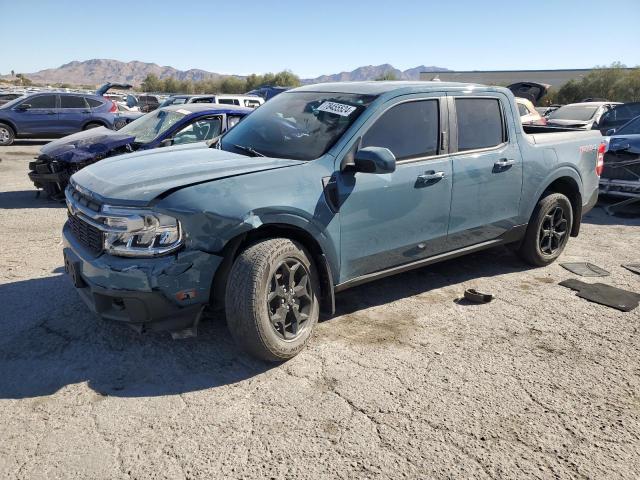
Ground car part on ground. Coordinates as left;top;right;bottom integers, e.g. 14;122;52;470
560;262;610;277
463;288;494;303
27;104;251;199
559;279;640;312
60;81;602;360
622;263;640;275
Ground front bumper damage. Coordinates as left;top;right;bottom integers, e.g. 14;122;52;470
62;222;223;336
29;155;89;200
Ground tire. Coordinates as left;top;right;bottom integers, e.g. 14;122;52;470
0;123;15;146
83;122;102;130
225;238;320;362
518;193;573;267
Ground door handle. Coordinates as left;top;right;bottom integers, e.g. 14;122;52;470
416;171;445;187
493;158;515;171
46;111;56;115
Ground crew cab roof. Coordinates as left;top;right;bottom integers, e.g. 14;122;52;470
291;81;484;95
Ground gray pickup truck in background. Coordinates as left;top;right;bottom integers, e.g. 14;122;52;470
62;82;603;360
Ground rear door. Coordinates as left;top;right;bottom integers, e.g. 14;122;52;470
13;94;59;135
58;94;92;134
338;94;453;280
446;93;523;249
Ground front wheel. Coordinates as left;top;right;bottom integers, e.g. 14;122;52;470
225;238;320;362
518;193;573;266
0;123;15;146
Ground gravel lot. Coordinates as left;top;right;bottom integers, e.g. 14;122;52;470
1;142;639;480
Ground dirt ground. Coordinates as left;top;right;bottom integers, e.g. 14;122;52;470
1;141;639;480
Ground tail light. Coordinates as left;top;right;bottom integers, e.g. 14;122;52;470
108;100;117;113
596;143;605;176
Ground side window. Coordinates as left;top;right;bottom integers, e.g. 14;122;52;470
218;98;240;106
24;95;57;109
455;98;505;151
517;103;529;116
60;95;88;109
244;99;261;108
86;98;103;108
362;100;439;160
192;97;214;103
173;116;223;143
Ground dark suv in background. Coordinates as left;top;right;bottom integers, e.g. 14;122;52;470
0;92;117;145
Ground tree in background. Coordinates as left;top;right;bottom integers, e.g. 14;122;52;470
140;70;301;94
556;63;640;104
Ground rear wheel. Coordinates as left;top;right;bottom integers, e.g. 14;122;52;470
0;123;15;146
518;193;573;266
225;238;320;362
83;122;102;130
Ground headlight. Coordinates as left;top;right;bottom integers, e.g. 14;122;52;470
102;206;183;257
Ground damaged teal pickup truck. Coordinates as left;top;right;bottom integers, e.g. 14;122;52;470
63;82;603;361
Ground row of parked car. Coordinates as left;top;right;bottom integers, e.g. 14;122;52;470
0;83;268;146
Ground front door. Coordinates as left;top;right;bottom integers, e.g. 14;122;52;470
337;96;452;281
14;94;59;135
446;94;523;250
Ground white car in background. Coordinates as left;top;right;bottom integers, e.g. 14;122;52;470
160;94;264;109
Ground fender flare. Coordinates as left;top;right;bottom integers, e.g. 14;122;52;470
524;166;583;220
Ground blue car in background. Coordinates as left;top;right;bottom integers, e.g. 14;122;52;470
0;92;118;146
28;103;251;198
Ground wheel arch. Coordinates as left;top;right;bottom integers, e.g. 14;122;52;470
82;120;107;130
536;174;583;237
0;119;17;136
210;223;336;315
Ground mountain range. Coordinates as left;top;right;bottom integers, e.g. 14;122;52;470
0;59;449;86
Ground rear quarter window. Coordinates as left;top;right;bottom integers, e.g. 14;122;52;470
86;98;104;108
455;98;505;151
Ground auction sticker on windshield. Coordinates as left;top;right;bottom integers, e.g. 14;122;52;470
316;101;357;117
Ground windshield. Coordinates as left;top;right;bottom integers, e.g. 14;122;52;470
1;95;27;109
220;91;377;160
617;116;640;135
119;109;186;143
548;105;599;122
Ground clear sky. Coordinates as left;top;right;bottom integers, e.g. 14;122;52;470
1;0;639;78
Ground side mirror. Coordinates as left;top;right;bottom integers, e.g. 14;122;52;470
605;128;616;136
159;138;173;147
16;103;31;111
352;147;396;174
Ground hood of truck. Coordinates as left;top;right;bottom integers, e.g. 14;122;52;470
70;145;305;204
40;127;135;164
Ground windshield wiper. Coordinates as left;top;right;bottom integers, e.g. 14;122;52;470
231;143;265;157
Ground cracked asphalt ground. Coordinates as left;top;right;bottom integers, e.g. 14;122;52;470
1;142;639;480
